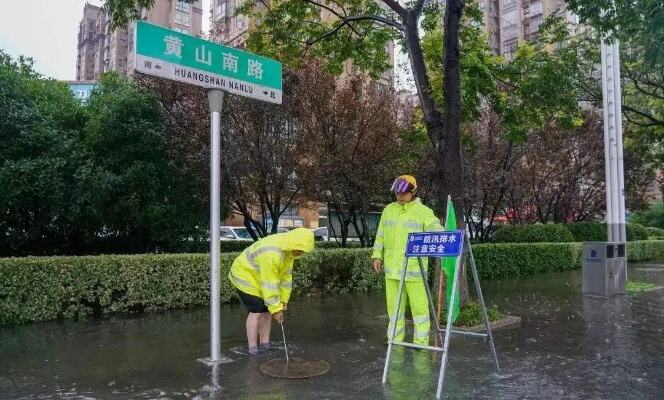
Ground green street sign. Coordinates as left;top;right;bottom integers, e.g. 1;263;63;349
134;21;282;104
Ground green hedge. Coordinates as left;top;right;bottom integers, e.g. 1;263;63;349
3;241;664;326
472;242;582;279
565;222;607;242
645;227;664;240
491;224;575;243
0;249;379;326
624;240;664;261
492;222;650;243
566;222;650;242
626;224;650;241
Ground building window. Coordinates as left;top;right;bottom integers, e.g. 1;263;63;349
173;26;190;34
236;16;246;29
502;10;517;27
529;2;543;16
282;205;300;217
503;42;518;54
216;2;228;19
175;11;191;26
175;0;191;12
502;25;518;40
529;17;543;34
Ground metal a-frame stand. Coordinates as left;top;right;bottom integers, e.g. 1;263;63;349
382;230;500;398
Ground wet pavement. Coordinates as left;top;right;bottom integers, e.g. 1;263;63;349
1;263;664;399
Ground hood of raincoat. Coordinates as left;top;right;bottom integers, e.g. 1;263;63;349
279;228;315;253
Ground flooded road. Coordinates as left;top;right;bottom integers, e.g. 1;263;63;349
1;263;663;399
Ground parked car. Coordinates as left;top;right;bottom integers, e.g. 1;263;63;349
312;227;329;241
220;226;253;241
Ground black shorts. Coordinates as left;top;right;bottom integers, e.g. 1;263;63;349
237;289;269;313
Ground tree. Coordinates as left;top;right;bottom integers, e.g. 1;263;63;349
462;107;522;241
0;51;86;256
295;64;401;246
226;0;469;222
631;202;664;229
222;69;313;239
504;110;606;224
134;75;215;244
81;73;204;252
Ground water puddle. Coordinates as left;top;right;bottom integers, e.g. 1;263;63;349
1;264;664;399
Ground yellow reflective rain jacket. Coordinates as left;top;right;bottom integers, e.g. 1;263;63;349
371;198;443;281
228;228;314;314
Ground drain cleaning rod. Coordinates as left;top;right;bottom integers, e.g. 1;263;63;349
280;322;289;364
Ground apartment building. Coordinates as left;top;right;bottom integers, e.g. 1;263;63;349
75;0;203;81
498;0;578;59
478;0;502;55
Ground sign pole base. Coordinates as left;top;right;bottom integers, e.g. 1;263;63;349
197;356;233;366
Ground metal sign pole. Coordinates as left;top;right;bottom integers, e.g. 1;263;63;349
196;90;232;366
465;230;500;372
208;89;223;362
435;253;462;399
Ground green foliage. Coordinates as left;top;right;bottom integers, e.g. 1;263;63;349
472;242;583;280
491;224;575;243
626;223;650;241
419;9;583;139
626;281;660;293
420;3;498;123
0;249;380;325
451;301;500;328
625;240;664;261
645;227;664;240
492;222;650;242
566;0;663;65
0;51;86;256
238;0;395;79
0;52;210;256
631;203;664;229
4;241;664;325
566;222;608;242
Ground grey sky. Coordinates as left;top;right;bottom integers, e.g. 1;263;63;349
0;0;212;81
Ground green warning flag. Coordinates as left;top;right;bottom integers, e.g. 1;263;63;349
443;195;460;322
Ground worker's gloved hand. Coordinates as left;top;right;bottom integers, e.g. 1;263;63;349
273;311;285;324
373;259;382;273
281;303;288;311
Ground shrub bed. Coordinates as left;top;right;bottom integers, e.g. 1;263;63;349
2;241;664;326
492;222;650;243
491;224;575;243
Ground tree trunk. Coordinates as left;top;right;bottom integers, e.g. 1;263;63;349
441;0;469;305
404;1;470;308
441;0;465;221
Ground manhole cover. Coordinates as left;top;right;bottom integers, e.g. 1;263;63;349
260;357;330;379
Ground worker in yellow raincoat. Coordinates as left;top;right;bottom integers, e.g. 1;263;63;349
372;175;443;345
229;227;314;355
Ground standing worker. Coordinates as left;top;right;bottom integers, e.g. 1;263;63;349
372;175;443;345
229;227;315;355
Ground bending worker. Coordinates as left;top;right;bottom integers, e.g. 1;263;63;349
372;175;443;345
229;227;315;355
